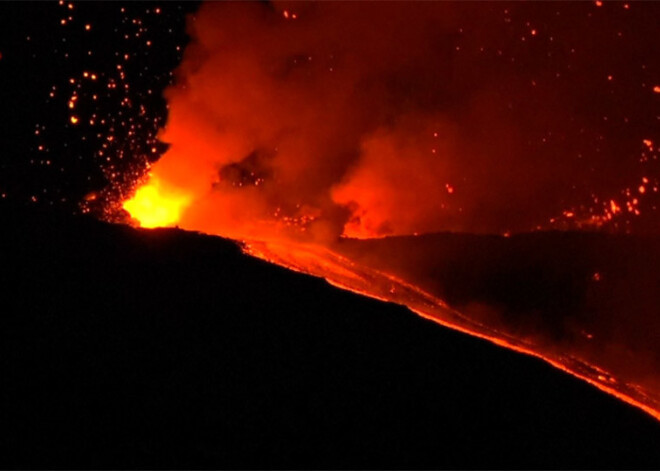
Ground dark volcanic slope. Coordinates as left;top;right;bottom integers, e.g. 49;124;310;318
1;207;660;469
334;231;660;408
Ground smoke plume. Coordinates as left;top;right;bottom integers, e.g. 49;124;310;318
129;1;660;240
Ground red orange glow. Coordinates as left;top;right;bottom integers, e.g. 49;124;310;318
122;175;191;228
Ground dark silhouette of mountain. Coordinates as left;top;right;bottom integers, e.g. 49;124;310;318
1;204;660;469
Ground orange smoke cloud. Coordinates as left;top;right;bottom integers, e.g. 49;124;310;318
124;1;656;239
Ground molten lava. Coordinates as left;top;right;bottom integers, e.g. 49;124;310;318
122;175;190;228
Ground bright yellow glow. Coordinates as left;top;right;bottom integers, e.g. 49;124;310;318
123;176;190;228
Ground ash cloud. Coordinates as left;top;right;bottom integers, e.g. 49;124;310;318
146;1;659;240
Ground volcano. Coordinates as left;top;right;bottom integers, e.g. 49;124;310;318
3;1;660;467
2;205;660;469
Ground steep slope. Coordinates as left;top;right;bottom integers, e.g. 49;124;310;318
1;206;660;468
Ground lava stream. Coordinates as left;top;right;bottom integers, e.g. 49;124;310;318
240;237;660;422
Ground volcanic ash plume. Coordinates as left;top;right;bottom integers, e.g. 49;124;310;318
125;1;660;239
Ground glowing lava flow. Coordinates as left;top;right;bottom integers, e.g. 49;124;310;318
241;239;660;424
